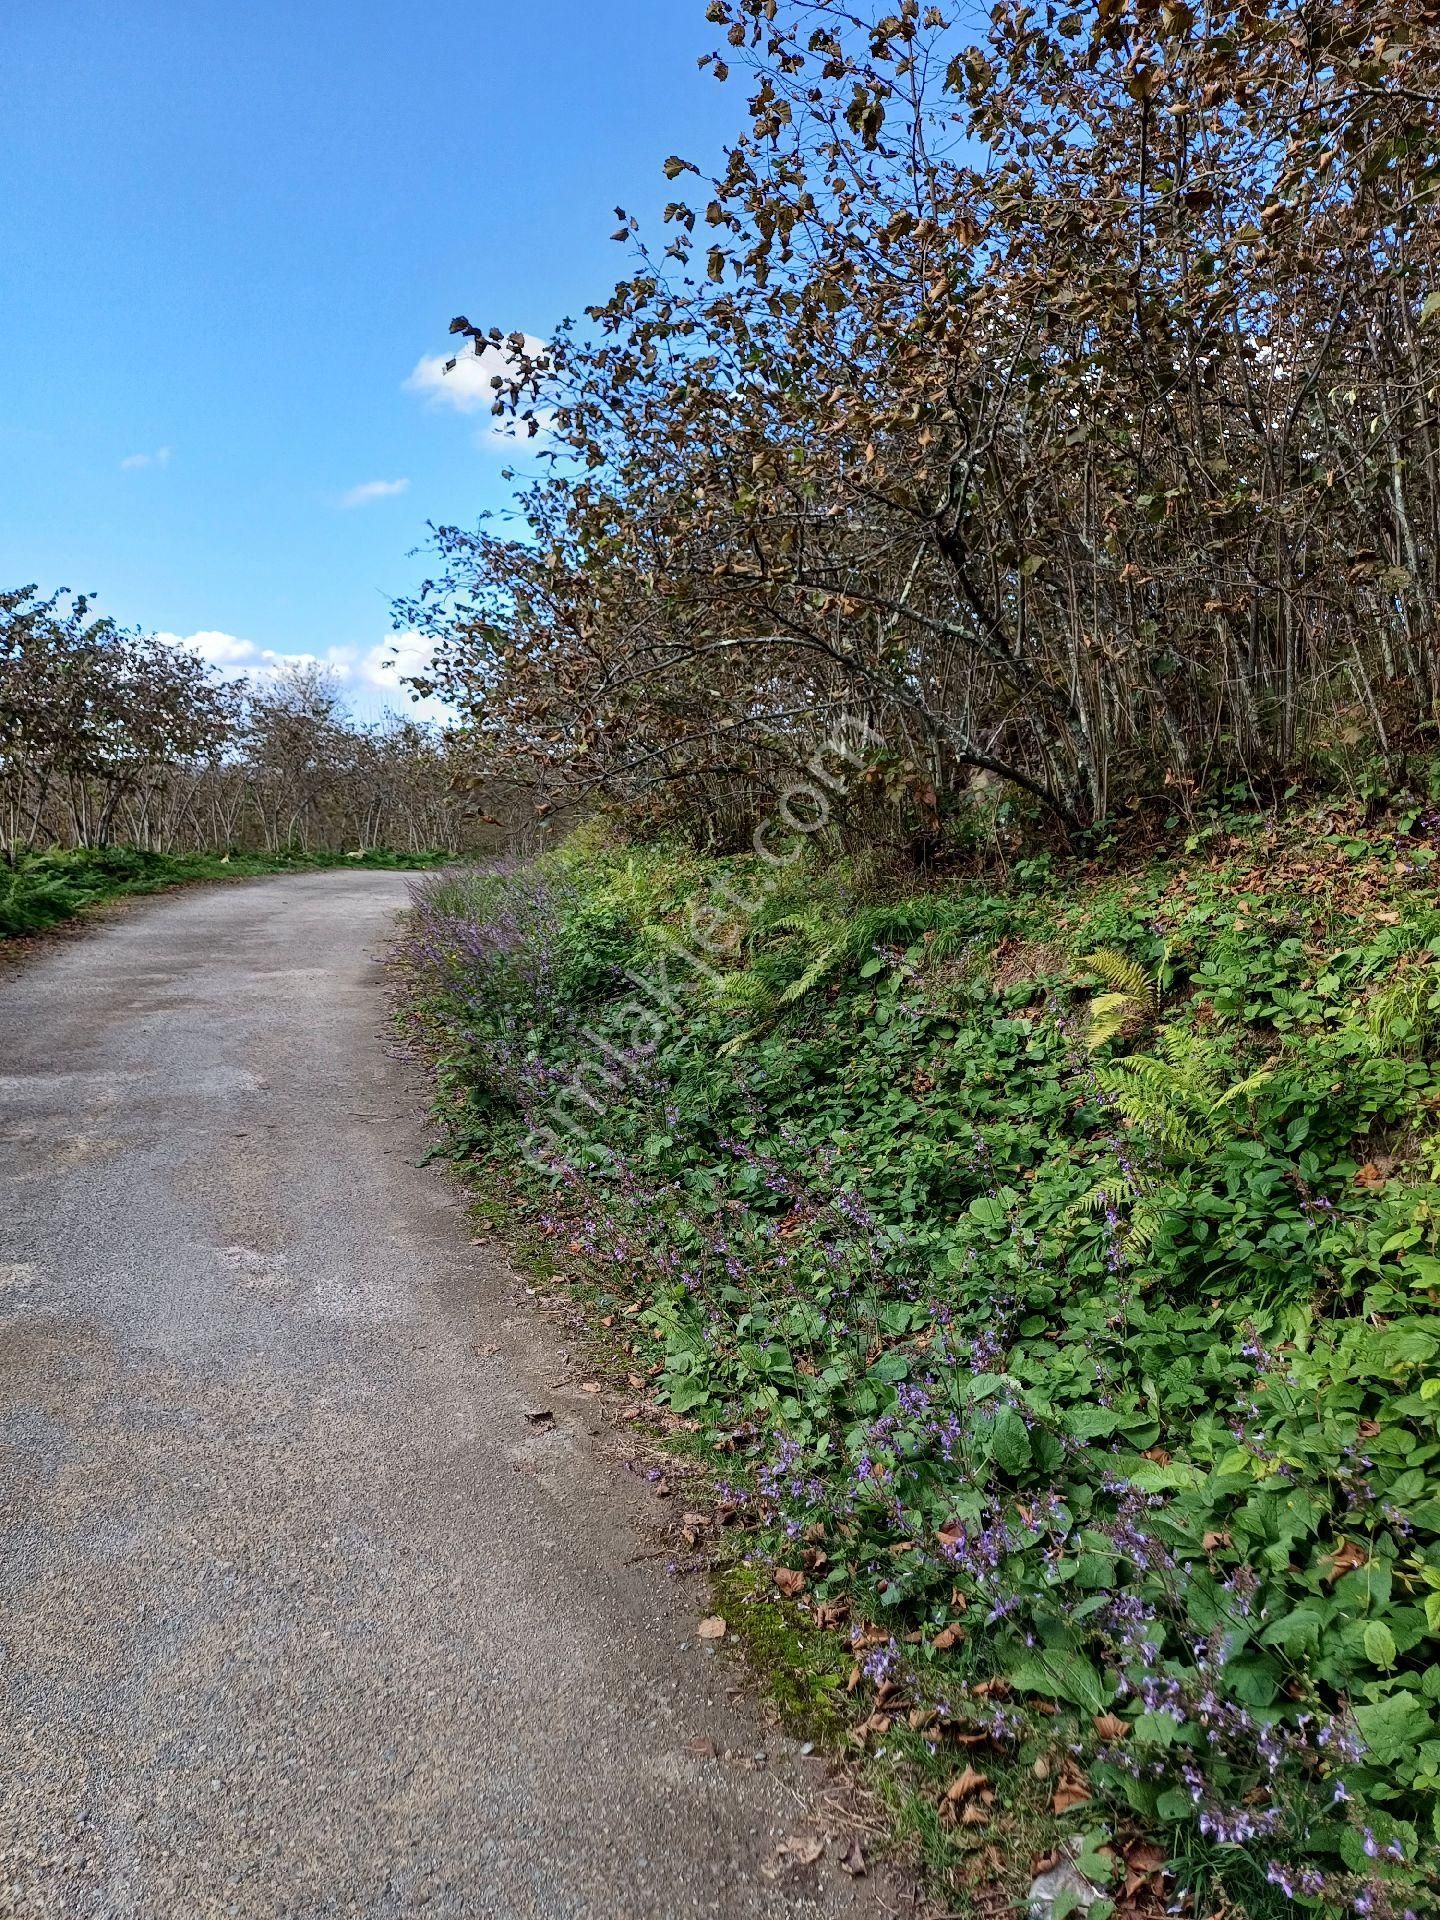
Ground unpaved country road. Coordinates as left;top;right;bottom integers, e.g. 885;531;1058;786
0;874;886;1920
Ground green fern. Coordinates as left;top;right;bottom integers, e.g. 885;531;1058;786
1072;1026;1272;1255
1077;946;1165;1049
1066;1178;1169;1255
1093;1034;1272;1161
708;967;779;1013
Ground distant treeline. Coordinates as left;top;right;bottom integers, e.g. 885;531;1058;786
0;584;531;860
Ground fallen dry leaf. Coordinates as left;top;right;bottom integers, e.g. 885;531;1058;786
768;1834;825;1873
932;1623;965;1651
1323;1539;1367;1584
945;1765;990;1804
1093;1713;1130;1742
851;1711;892;1744
1123;1841;1166;1874
685;1735;718;1758
696;1615;727;1641
840;1836;867;1877
1122;1837;1169;1896
774;1567;807;1598
1202;1529;1231;1552
1052;1767;1093;1815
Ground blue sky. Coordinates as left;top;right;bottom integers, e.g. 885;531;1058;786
0;1;736;715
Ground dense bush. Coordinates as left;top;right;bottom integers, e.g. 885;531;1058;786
402;809;1440;1918
408;0;1440;854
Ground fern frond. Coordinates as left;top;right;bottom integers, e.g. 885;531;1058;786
1095;1058;1216;1158
766;910;829;944
709;969;777;1013
1080;947;1157;1006
1064;1178;1136;1221
1087;992;1142;1050
1127;1199;1168;1255
777;943;845;1004
1210;1067;1274;1111
1077;947;1160;1050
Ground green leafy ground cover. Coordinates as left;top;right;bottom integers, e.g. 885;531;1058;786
0;844;451;940
399;806;1440;1919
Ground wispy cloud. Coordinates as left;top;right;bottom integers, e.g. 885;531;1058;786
405;335;545;417
157;627;447;720
339;476;410;509
120;445;172;471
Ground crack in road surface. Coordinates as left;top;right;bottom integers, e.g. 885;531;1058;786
0;873;885;1920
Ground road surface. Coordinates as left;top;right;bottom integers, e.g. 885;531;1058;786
0;873;882;1920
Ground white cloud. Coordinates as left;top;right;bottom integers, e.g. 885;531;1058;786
120;445;172;471
355;632;449;722
156;627;449;721
404;335;546;419
339;476;410;509
169;629;257;668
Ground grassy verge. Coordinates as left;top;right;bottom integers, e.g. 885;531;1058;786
396;806;1440;1919
0;843;452;940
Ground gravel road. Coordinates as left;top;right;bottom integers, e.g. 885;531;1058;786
0;873;887;1920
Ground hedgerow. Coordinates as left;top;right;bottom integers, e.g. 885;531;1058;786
401;806;1440;1918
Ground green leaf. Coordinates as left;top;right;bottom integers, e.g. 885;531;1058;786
1364;1621;1398;1670
667;1378;710;1413
1065;1406;1122;1440
1261;1605;1326;1655
991;1406;1033;1473
1354;1691;1431;1764
1009;1650;1108;1713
